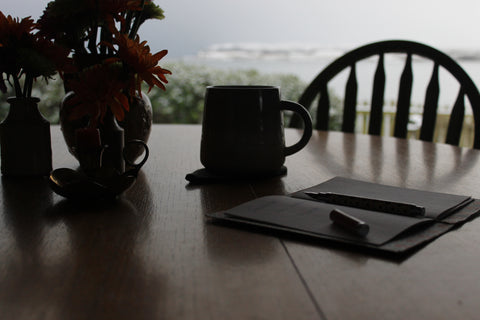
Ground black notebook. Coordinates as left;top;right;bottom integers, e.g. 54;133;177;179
206;177;480;256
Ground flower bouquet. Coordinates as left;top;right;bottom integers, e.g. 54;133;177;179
0;12;69;176
37;0;171;173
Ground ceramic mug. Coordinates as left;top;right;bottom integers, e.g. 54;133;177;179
200;85;313;176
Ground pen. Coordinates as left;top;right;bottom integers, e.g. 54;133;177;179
305;191;425;217
330;208;369;236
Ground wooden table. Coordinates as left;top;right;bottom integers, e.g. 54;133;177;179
1;124;480;320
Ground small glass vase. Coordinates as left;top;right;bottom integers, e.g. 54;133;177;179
99;109;125;174
0;97;52;176
73;110;125;176
117;92;152;161
60;91;152;163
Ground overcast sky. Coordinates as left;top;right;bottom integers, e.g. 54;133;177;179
4;0;480;57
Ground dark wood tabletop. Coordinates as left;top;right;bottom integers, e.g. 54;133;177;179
1;124;480;320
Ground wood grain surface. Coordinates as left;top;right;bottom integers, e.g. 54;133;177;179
1;125;480;320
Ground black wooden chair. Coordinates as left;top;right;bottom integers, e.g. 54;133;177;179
289;40;480;149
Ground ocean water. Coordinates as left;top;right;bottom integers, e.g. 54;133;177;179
173;53;480;114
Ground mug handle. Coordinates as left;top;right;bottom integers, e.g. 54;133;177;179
280;100;313;156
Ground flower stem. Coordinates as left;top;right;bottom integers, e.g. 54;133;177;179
88;26;99;55
13;76;22;98
124;11;133;34
129;0;145;39
99;27;107;55
24;74;33;98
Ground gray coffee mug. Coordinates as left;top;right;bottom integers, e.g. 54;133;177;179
200;85;313;176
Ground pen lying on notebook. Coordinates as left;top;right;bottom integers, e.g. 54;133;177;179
304;191;425;217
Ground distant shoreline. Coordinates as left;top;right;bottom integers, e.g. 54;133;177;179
195;43;480;62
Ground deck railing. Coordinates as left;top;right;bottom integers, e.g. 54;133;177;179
355;110;474;147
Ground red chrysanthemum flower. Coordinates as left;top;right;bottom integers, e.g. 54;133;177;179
0;13;36;93
0;11;71;96
67;64;130;126
105;33;171;95
0;12;35;44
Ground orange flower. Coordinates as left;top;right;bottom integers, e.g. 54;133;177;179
0;12;35;45
31;36;75;78
0;13;35;83
106;33;171;95
0;11;70;96
67;64;130;126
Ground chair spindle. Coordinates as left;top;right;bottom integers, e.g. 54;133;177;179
420;63;440;142
369;53;386;135
394;53;413;138
317;83;330;130
342;64;357;132
446;88;465;145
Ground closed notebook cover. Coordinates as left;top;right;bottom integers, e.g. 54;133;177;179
291;177;473;221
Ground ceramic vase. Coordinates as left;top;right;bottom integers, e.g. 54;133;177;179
0;97;52;176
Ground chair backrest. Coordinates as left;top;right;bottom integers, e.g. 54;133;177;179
289;40;480;149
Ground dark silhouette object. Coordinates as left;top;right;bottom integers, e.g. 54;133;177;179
290;40;480;149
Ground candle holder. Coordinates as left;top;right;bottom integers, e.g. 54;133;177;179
48;140;149;201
